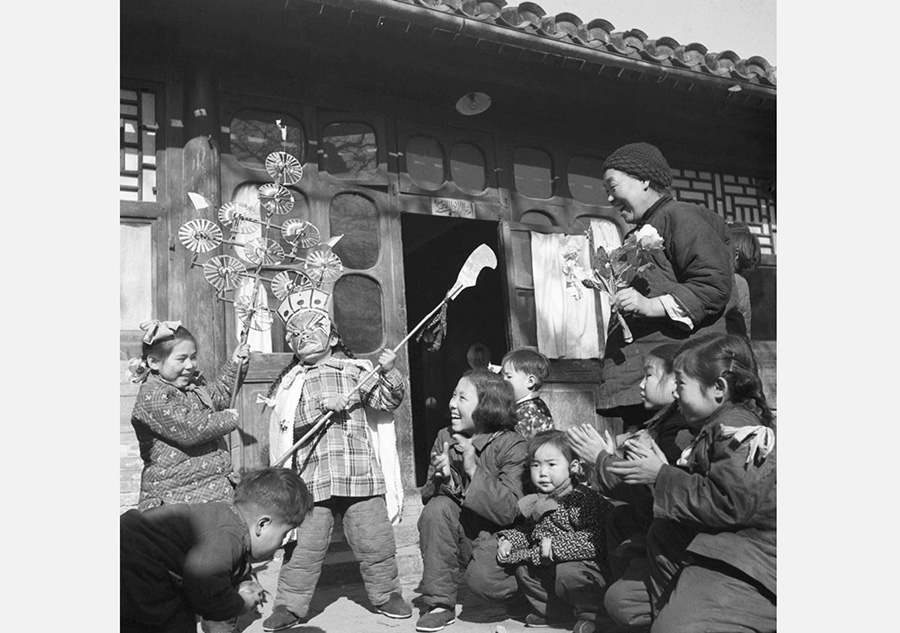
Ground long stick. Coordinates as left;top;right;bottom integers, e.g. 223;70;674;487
272;295;450;468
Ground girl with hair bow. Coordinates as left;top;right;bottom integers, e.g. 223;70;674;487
129;319;250;510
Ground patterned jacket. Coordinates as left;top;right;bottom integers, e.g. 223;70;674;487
513;394;554;438
131;361;241;510
498;482;612;566
290;357;404;503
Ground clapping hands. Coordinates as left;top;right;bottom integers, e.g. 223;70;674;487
606;436;668;485
565;423;616;464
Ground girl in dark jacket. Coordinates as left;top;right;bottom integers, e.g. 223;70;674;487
606;333;776;633
415;369;528;632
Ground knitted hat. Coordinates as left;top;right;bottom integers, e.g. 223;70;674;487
602;142;672;189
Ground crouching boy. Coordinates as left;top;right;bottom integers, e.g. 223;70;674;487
121;467;314;633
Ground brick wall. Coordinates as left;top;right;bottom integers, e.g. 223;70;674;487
671;168;776;256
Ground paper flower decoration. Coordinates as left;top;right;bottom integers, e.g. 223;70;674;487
179;219;223;253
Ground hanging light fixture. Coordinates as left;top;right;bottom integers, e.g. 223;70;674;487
455;92;492;116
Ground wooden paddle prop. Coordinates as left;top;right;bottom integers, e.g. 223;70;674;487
272;243;498;468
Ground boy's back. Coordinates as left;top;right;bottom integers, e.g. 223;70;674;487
120;502;252;631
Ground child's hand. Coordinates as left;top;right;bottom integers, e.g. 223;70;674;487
322;394;349;412
608;438;667;485
431;442;451;480
451;433;477;478
377;348;397;373
237;579;266;612
539;537;554;564
496;537;512;562
232;343;251;366
566;423;615;464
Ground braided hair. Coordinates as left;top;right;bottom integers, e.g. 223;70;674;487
674;333;774;428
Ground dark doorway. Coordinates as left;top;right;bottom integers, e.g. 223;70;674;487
401;214;507;486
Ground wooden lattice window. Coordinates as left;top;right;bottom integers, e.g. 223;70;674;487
120;85;159;201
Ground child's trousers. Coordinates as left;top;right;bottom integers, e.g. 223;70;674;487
646;519;776;633
418;495;518;609
514;560;608;622
273;495;401;617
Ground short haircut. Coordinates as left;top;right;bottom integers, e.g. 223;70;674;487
501;348;551;389
644;343;682;375
728;223;761;274
462;368;517;433
526;429;575;463
233;467;313;526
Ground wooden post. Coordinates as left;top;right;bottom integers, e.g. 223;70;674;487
180;59;227;377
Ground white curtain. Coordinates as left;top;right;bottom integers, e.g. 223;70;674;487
232;183;273;353
530;219;622;359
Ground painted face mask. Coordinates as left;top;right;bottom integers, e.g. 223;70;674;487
286;311;333;363
277;287;334;364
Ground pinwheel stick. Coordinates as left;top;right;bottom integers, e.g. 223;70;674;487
272;243;498;468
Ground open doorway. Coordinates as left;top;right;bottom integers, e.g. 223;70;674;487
401;214;507;486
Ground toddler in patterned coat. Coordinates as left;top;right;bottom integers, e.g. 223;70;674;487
500;348;554;437
497;430;613;633
129;320;249;510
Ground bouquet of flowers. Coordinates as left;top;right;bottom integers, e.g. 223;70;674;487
562;224;665;343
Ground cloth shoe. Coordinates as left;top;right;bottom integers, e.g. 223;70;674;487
415;606;457;632
572;620;596;633
525;613;549;628
376;592;413;619
261;605;303;631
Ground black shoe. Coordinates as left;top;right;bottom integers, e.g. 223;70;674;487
376;592;413;619
262;605;303;631
415;607;456;632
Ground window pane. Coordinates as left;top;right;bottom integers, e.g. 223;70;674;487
122;119;138;144
123;147;139;172
333;274;383;354
330;192;380;270
321;122;378;180
519;210;555;227
568;156;605;205
406;135;444;190
141;92;156;127
230;110;305;171
450;142;486;192
120;222;153;329
514;147;553;199
142;130;156;164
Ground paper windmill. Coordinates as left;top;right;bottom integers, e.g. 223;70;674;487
242;237;286;267
265;151;303;186
271;270;314;300
304;249;344;284
258;183;294;216
218;202;257;234
179;219;223;253
235;295;274;331
281;219;321;248
203;255;248;291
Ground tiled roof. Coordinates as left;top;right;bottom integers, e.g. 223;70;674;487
385;0;776;90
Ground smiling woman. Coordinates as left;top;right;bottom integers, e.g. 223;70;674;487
594;142;733;433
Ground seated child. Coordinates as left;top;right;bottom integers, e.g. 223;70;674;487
566;343;702;630
497;430;613;633
603;334;776;632
416;369;528;632
501;347;554;437
120;467;313;633
129;319;249;509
